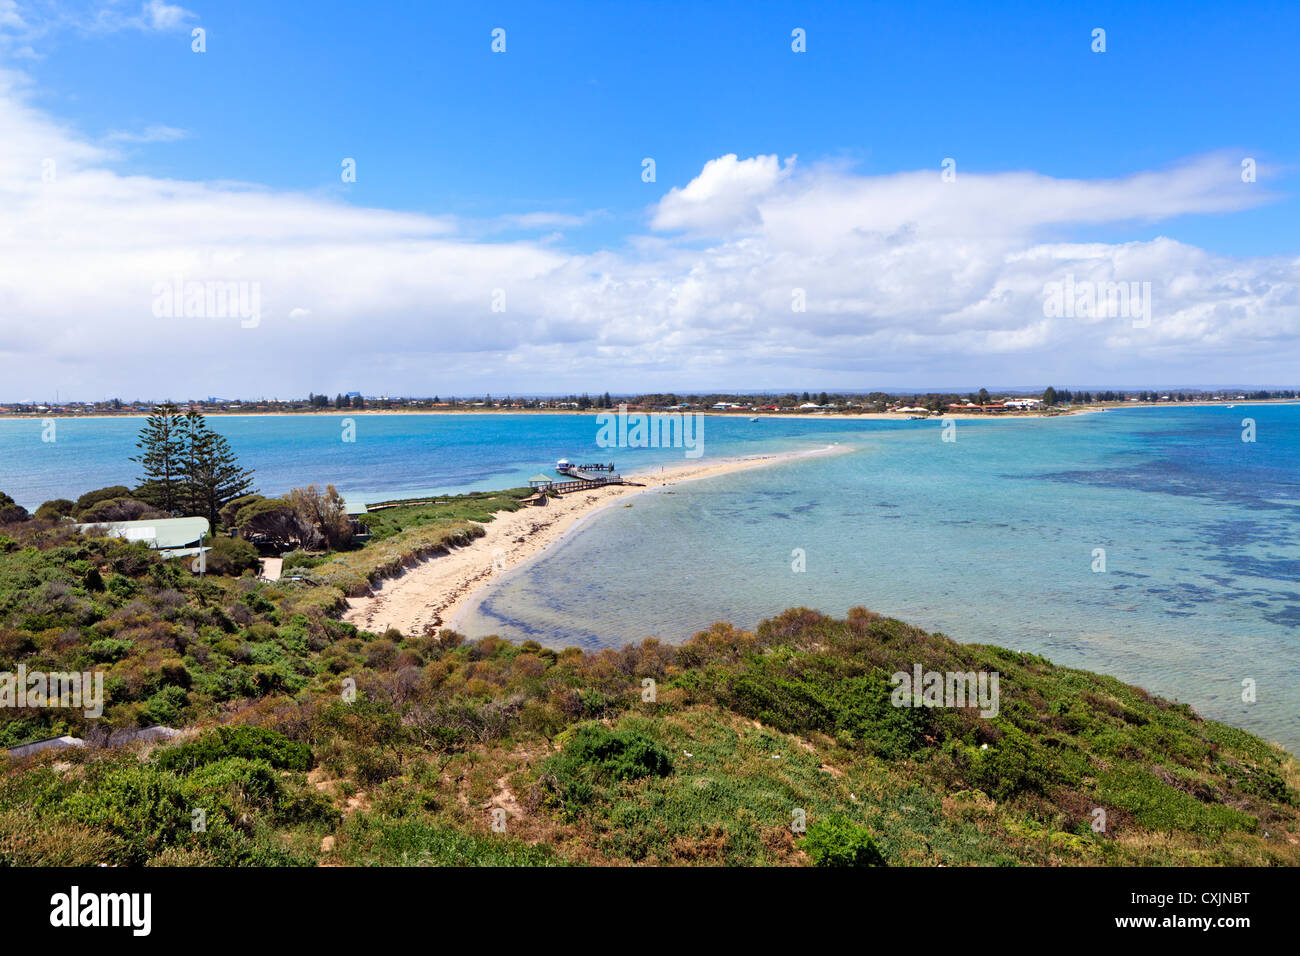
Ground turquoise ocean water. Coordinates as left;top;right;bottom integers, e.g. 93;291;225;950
1;407;1297;751
460;406;1300;753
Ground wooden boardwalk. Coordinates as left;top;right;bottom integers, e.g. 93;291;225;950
547;477;620;494
543;461;648;496
536;462;645;498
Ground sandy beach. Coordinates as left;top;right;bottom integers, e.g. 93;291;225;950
342;444;846;637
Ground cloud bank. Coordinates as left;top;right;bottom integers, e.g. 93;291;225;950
0;67;1296;399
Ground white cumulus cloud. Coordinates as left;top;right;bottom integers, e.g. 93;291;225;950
0;68;1295;399
651;153;795;235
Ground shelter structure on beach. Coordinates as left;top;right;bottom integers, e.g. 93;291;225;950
528;474;555;490
341;498;371;540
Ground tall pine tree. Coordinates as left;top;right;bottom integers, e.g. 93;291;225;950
178;411;257;529
131;404;186;513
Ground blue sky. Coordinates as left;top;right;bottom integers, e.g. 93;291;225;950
1;1;1298;397
24;0;1300;254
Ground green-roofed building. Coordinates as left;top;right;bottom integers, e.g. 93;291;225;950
340;497;371;539
75;516;210;559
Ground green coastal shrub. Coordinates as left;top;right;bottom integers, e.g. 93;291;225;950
220;494;265;530
558;724;674;782
35;499;75;521
53;756;331;866
89;638;132;662
105;574;139;599
78;497;164;523
154;725;314;773
0;716;61;749
544;723;674;809
806;816;889;868
1095;765;1260;836
802;815;887;867
0;492;29;525
204;537;261;576
282;550;327;571
140;686;190;726
74;486;132;514
728;662;927;758
966;726;1064;799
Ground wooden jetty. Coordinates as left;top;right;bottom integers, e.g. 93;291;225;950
526;459;644;500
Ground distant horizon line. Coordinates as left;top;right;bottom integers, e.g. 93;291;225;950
4;384;1299;406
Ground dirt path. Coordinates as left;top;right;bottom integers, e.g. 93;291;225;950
259;557;283;582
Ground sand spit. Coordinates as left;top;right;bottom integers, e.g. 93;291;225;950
342;445;845;637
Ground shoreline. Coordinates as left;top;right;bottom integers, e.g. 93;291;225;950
342;443;849;638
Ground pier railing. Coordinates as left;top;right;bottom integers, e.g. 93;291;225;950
548;478;616;494
537;474;643;496
559;462;622;481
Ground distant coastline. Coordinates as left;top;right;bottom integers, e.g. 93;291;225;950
2;400;1300;421
6;399;1298;421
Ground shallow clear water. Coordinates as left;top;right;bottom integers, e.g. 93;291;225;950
458;406;1300;753
3;407;1297;751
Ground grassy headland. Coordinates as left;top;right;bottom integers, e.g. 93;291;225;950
283;489;533;610
0;513;1296;867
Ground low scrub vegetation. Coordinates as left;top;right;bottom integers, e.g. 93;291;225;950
1;505;1298;867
